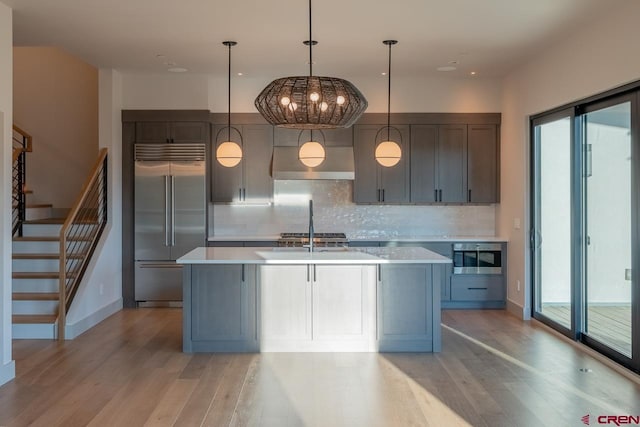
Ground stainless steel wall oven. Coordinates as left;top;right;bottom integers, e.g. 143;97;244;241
453;243;502;274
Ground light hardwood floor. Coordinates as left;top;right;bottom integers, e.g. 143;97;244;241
1;308;639;426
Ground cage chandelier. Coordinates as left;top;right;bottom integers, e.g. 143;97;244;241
254;0;368;129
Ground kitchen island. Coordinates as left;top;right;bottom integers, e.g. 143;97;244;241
177;247;451;353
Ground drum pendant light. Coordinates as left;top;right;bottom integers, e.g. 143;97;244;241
375;40;402;168
254;0;368;129
216;41;243;168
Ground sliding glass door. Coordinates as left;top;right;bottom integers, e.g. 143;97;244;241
532;111;575;335
583;98;634;360
531;90;639;372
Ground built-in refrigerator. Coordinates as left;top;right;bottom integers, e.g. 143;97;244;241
134;143;206;302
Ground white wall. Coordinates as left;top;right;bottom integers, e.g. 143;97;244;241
65;69;123;338
123;72;503;113
0;1;15;386
499;1;640;318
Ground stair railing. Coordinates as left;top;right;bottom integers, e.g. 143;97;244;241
58;148;108;340
12;125;33;236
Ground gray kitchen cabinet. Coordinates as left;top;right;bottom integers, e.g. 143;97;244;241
437;124;467;203
467;124;499;203
135;121;209;144
379;241;452;301
274;127;353;147
411;124;498;204
354;124;410;204
377;264;441;352
211;124;273;203
410;125;438;203
449;275;505;308
185;264;258;352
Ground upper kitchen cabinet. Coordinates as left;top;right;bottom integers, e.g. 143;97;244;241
435;124;468;203
211;124;273;204
135;121;209;144
353;124;410;204
274;127;353;147
467;124;499;203
410;123;499;204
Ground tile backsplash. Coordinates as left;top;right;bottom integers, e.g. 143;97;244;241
210;180;495;238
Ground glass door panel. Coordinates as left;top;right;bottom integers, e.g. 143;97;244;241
533;114;573;331
584;101;633;357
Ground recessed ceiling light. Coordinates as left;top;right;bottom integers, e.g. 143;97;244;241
237;72;243;76
470;71;476;75
381;72;387;76
437;66;456;72
168;67;188;73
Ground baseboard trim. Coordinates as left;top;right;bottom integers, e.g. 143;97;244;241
0;360;16;386
66;298;123;339
506;298;531;320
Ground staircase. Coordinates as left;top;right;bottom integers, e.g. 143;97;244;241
10;125;109;340
12;207;63;338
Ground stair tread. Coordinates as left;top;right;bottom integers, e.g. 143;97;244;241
13;314;57;324
13;292;59;301
12;253;86;260
13;272;60;279
13;235;93;242
23;218;67;225
13;236;59;242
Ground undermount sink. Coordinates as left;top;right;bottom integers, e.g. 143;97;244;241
271;246;350;253
255;248;381;263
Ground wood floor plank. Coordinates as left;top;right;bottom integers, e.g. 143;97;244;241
2;308;640;427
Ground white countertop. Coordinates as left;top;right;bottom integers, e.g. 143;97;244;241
207;235;508;243
177;246;452;265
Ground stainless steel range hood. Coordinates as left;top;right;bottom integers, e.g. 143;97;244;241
272;146;355;180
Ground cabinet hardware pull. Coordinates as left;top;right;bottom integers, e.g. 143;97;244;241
468;287;488;290
382;189;385;202
313;265;317;282
468;189;471;202
170;175;175;246
243;188;246;201
377;189;381;202
164;175;170;246
239;188;242;201
306;264;310;282
242;264;245;282
439;189;442;202
434;189;438;202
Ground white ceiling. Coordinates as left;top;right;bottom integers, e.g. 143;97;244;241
5;0;619;79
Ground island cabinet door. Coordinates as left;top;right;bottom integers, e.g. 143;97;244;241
259;265;312;345
377;264;441;352
312;265;376;346
189;264;257;349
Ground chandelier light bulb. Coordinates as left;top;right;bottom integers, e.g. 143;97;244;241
289;102;298;111
320;101;328;111
309;92;320;102
280;96;291;106
336;95;345;105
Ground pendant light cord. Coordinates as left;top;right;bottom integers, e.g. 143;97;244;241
309;0;313;77
387;42;392;141
228;42;231;141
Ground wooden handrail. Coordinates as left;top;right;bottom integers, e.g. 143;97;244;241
12;147;24;163
12;124;33;152
58;147;108;340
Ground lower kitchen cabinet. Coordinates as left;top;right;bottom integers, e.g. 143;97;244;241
448;275;505;308
378;264;442;352
185;264;258;352
260;265;376;351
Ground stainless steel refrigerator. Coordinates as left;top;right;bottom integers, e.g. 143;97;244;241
134;143;206;302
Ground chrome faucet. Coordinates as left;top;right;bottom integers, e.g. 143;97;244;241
308;199;314;253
